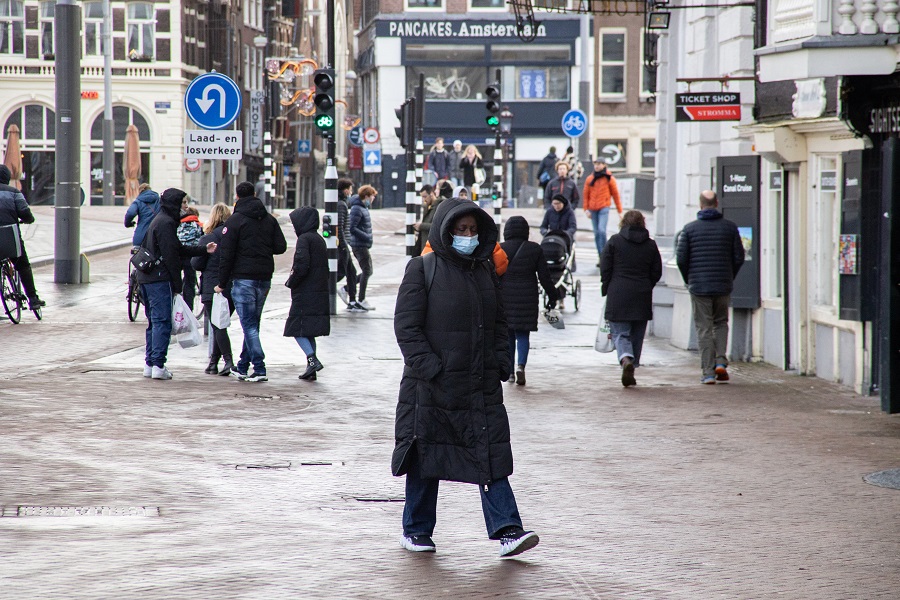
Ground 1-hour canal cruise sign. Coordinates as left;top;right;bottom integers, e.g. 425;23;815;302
675;93;741;122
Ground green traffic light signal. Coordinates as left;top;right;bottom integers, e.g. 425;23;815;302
316;114;335;130
486;115;500;127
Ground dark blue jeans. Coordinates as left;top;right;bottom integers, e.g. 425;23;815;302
141;281;173;368
403;452;523;539
231;279;271;375
508;329;530;368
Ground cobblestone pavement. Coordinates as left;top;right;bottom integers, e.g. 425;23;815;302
1;211;898;599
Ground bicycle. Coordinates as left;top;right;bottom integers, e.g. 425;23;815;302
127;247;143;322
1;256;42;324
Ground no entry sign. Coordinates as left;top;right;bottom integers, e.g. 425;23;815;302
675;93;741;122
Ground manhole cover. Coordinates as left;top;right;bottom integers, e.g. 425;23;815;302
6;506;160;517
863;469;900;490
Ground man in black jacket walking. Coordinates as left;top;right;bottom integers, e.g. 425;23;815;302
214;181;288;382
137;188;216;380
0;165;44;309
676;190;745;384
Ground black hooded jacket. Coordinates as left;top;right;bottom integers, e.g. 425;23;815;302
540;196;578;240
216;196;287;287
283;207;330;338
500;216;558;331
136;189;207;290
600;225;663;321
392;199;512;486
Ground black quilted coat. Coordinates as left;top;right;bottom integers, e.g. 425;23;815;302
675;209;745;296
499;216;558;331
600;225;662;322
283;207;330;338
392;199;513;486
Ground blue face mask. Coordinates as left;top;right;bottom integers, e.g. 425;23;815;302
452;234;479;255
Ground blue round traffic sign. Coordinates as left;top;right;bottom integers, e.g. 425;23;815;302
561;109;588;138
348;126;364;147
185;73;243;130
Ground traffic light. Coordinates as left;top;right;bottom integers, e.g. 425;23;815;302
313;68;335;138
485;83;501;131
394;98;414;149
322;214;333;238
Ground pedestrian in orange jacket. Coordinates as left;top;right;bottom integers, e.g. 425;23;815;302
582;159;622;265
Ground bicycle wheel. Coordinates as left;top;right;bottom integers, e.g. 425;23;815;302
1;264;22;324
128;276;142;322
573;279;582;312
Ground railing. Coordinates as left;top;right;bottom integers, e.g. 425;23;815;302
834;0;900;34
0;62;172;78
770;0;900;43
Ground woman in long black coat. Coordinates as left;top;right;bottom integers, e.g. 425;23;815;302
393;199;540;558
499;216;558;386
599;210;662;388
192;203;234;376
283;207;330;380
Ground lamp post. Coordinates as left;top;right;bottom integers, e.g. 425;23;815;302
500;107;514;209
254;34;275;211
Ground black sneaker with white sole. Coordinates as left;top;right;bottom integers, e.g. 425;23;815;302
400;534;436;552
498;526;539;557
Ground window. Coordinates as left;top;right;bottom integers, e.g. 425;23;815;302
470;0;505;8
641;140;656;171
4;105;56;205
407;65;486;101
406;0;443;8
39;1;54;58
814;156;840;308
406;44;485;63
89;107;151;201
640;31;659;97
599;30;626;98
256;48;264;90
491;44;570;62
596;140;627;171
762;165;784;300
243;44;250;90
0;0;24;56
127;2;155;61
533;0;572;9
84;2;103;56
507;66;569;101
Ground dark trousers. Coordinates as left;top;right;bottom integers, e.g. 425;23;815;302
141;281;173;368
13;244;38;300
181;259;197;309
338;248;357;302
202;299;234;361
402;452;523;539
691;294;730;378
352;247;373;301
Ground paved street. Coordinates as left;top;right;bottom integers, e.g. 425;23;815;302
1;208;899;599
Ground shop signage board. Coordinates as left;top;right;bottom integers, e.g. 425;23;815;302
348;126;365;147
675;93;741;122
184;130;243;160
561;109;587;138
249;90;264;150
716;155;761;309
184;72;243;130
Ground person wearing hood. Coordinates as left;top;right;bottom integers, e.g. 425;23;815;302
284;207;330;380
452;185;469;200
124;183;160;247
393;199;540;559
214;181;288;382
136;188;217;380
499;216;559;386
600;210;663;388
177;202;203;310
348;185;376;311
413;184;443;257
675;191;745;385
582;159;622;266
0;164;44;309
536;146;558;191
540;194;577;241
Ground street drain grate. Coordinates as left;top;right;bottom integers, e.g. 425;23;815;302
6;506;160;517
235;462;292;470
863;469;900;490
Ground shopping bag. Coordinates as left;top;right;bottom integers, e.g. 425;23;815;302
210;292;231;329
172;294;198;336
176;326;203;349
595;319;614;353
543;309;565;329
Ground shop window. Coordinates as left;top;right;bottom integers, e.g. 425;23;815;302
90;106;150;140
640;30;659;98
84;2;103;56
89;107;151;202
500;66;569;101
641;140;655;171
599;30;626;99
491;44;570;62
39;1;54;58
469;0;505;8
762;165;784;300
406;0;443;8
4;105;57;205
0;0;24;56
407;65;487;101
127;2;155;61
596;140;627;171
406;44;485;63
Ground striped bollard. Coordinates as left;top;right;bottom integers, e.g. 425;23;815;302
324;160;338;313
263;131;273;211
493;139;503;226
406;150;417;257
415;139;424;219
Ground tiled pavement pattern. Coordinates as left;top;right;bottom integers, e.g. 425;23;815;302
1;211;898;599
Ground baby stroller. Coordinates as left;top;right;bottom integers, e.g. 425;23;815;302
540;229;581;311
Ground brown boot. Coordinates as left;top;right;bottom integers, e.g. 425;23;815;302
621;357;636;387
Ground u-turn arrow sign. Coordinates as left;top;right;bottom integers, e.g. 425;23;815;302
185;73;242;130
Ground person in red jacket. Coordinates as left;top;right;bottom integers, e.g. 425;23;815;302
582;159;622;266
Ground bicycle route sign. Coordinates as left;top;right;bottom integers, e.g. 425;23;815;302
185;72;243;130
561;109;588;138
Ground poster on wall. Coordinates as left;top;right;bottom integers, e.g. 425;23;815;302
518;69;547;99
839;234;858;275
738;227;753;261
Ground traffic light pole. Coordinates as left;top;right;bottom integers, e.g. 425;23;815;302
404;99;417;257
414;75;425;220
490;69;502;227
325;0;337;314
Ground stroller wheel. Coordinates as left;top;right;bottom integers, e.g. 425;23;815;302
574;279;582;312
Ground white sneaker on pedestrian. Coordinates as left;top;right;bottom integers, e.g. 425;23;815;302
499;527;539;558
337;286;349;306
359;300;375;311
399;534;436;552
151;366;172;380
347;301;368;312
143;365;152;378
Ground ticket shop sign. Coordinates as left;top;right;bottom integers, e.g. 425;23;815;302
675;93;741;122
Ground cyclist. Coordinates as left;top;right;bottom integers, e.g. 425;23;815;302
0;165;45;309
124;183;160;247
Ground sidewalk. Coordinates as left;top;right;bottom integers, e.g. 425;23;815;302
0;222;898;599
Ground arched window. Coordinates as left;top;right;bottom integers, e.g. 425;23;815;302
89;106;152;203
4;104;56;204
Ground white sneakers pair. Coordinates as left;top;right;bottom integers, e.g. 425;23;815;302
143;365;172;380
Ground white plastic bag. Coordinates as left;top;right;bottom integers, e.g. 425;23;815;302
210;292;231;329
172;294;202;348
595;320;614;353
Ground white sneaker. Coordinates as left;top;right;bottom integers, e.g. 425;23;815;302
359;300;375;311
151;366;173;380
143;365;152;378
337;286;349;306
347;301;368;312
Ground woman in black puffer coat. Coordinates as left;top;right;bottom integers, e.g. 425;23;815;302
499;216;558;386
392;199;540;558
600;210;662;388
284;207;330;381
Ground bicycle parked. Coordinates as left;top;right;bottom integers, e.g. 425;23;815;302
1;256;42;324
127;246;143;322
